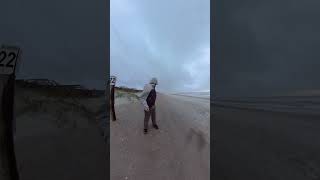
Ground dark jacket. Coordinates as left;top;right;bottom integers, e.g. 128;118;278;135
139;84;157;109
146;89;157;108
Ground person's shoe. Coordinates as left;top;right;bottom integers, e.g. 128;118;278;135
144;129;148;134
153;124;159;129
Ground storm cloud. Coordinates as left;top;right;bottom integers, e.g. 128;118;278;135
214;0;320;97
0;0;108;89
111;0;210;92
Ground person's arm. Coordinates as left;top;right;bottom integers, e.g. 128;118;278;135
139;84;151;111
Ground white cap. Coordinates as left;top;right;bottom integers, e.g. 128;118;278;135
149;77;158;85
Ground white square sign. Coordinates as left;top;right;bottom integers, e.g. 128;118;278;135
110;76;116;85
0;46;20;75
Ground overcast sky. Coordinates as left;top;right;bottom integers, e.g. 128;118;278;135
214;0;320;97
110;0;210;93
0;0;108;89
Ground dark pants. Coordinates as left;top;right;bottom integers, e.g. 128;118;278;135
144;107;156;129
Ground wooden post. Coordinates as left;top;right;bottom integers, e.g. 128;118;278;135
110;76;116;121
0;75;19;180
0;45;20;180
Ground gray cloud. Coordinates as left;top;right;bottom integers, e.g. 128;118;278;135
111;0;210;92
0;0;108;89
214;0;320;97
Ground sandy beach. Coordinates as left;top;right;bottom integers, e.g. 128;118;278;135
110;91;210;180
213;103;320;180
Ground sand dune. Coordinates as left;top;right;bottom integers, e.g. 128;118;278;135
13;84;108;180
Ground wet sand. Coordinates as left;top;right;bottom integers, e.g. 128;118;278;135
213;105;320;180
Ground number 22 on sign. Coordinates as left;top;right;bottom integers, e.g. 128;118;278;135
0;46;20;75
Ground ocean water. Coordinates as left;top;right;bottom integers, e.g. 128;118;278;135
213;96;320;115
175;91;210;99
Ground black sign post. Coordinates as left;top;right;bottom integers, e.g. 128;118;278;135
110;76;116;121
0;45;20;180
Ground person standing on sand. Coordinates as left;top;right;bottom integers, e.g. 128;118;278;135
139;77;159;134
